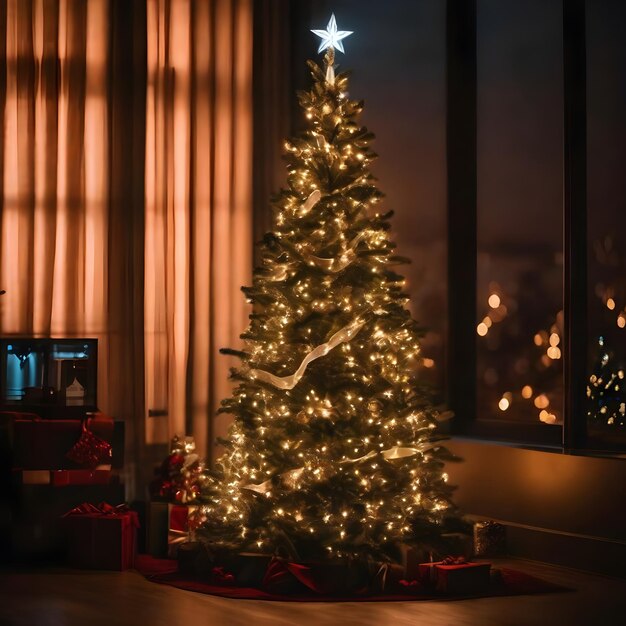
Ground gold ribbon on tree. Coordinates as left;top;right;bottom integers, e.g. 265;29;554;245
267;230;370;282
249;318;365;390
298;189;322;216
307;230;369;272
340;441;440;464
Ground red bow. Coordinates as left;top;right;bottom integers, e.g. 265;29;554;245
441;555;467;565
63;502;139;526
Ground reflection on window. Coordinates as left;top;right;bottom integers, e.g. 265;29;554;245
476;261;563;424
476;0;563;424
586;1;626;439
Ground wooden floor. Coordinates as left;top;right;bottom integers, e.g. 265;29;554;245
1;558;626;626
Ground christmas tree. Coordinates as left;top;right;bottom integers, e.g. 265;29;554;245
587;336;625;427
198;15;461;563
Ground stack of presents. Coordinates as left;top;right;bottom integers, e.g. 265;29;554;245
1;337;132;568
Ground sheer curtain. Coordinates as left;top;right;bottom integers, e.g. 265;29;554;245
1;0;109;355
144;0;253;460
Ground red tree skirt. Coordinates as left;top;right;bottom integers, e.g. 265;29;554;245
135;555;571;602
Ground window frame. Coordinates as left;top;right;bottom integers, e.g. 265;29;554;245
446;0;597;451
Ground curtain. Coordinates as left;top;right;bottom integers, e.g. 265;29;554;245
252;0;292;244
0;0;146;495
0;0;256;475
1;0;109;346
144;0;253;460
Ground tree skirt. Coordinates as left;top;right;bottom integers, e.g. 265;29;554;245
135;555;571;602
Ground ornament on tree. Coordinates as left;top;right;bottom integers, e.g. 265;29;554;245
198;16;463;564
150;435;205;503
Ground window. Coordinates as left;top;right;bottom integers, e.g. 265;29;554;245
476;0;564;429
450;0;626;452
586;0;626;450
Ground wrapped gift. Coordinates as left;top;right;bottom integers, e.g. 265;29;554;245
15;469;112;486
147;501;169;557
261;557;370;595
419;556;491;594
147;501;198;558
63;502;138;570
434;560;490;594
473;520;506;557
9;483;125;561
225;552;274;587
167;503;199;558
19;470;52;485
11;415;120;470
371;561;405;593
51;469;112;486
399;543;430;579
149;435;205;504
176;541;220;578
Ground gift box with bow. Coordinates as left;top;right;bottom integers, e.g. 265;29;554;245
147;501;198;558
63;502;139;570
418;556;491;594
473;520;507;557
9;414;123;470
261;557;370;595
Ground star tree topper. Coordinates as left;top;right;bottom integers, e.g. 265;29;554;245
311;14;353;85
311;13;353;54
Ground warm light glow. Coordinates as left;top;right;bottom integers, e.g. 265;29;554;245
477;322;488;336
607;298;616;310
422;358;435;368
534;333;543;346
498;397;510;411
488;294;501;309
618;314;626;329
521;385;533;399
549;333;560;346
539;410;557;424
534;394;550;409
547;346;561;360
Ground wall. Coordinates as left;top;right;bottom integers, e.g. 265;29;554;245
447;438;626;576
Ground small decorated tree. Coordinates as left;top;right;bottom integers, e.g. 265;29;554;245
198;15;461;564
587;336;625;427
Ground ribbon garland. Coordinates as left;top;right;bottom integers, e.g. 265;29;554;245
241;466;305;495
241;478;272;494
249;318;365;390
298;189;322;216
339;441;439;465
241;443;439;495
268;189;376;282
268;230;370;282
307;230;369;272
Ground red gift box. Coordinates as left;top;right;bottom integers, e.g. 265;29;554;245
419;559;491;594
15;469;112;485
63;503;138;570
51;469;112;486
11;415;114;470
168;503;198;558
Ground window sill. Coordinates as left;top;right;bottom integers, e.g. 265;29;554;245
446;420;626;460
